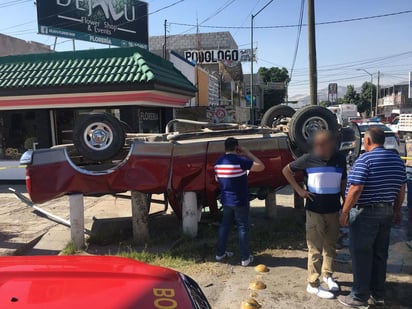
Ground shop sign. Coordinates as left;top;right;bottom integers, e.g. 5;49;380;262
36;0;149;48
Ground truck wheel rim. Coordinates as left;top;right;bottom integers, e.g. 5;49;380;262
302;117;328;139
83;122;113;151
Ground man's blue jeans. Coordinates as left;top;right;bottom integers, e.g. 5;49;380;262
349;206;393;301
216;205;250;261
406;166;412;209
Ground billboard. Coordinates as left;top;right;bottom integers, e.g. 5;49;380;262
36;0;148;48
328;83;338;103
184;49;257;64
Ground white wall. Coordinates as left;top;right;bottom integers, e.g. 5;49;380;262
169;52;196;107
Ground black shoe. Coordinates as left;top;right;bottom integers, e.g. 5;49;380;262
338;295;369;309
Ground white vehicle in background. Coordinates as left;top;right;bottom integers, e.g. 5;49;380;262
328;104;358;126
355;123;401;153
397;113;412;140
387;116;399;134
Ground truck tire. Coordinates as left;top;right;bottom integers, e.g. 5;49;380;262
347;122;362;163
73;113;125;162
288;106;338;153
261;105;295;127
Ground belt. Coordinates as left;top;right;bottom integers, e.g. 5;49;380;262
356;202;393;209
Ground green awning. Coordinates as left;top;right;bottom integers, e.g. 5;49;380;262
0;46;197;96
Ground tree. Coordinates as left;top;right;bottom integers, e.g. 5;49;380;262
257;67;290;111
342;85;361;105
258;67;290;83
359;82;377;115
319;100;330;107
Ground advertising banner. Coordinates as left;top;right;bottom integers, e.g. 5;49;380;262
184;49;257;64
37;0;148;48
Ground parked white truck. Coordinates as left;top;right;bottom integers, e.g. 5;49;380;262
397;113;412;140
328;104;359;126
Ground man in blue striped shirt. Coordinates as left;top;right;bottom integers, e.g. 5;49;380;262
283;131;347;299
338;127;406;309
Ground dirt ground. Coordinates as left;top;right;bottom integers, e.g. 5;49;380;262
87;201;412;309
2;183;410;308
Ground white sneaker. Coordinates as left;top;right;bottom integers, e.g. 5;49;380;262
241;255;254;267
370;295;384;306
215;251;234;261
306;284;335;299
323;276;339;292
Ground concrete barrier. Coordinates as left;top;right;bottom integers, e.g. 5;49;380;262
131;191;150;245
69;194;85;249
182;192;198;238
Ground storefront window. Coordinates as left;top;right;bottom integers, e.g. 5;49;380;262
138;108;161;133
0;110;51;160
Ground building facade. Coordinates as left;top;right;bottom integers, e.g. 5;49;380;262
149;32;245;122
0;33;52;57
0;45;195;179
378;83;412;116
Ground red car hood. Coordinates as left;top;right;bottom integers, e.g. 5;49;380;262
0;256;196;309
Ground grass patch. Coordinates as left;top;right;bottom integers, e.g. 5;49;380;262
61;241;82;255
112;210;305;269
118;248;196;269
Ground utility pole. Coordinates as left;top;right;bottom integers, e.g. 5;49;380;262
307;0;318;105
250;0;275;124
163;19;167;59
250;15;254;124
376;70;380;115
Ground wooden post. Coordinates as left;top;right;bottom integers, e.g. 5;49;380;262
69;194;85;249
182;192;198;238
265;190;277;218
131;191;150;245
294;182;305;209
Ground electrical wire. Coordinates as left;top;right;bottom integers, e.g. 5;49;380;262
178;0;238;34
289;0;305;81
0;0;31;9
170;10;412;30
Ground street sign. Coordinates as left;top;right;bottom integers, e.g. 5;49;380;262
36;0;149;48
328;83;338;103
328;83;338;95
239;48;257;62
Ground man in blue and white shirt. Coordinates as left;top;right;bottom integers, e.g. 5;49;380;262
215;137;265;267
338;127;406;308
283;131;347;299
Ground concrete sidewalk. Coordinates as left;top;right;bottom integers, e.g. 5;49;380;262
0;184;132;256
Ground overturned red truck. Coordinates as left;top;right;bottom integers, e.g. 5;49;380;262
21;105;359;218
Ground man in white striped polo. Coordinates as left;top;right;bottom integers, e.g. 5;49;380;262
283;131;347;299
338;127;406;308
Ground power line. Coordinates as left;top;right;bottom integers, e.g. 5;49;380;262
289;0;305;81
179;0;237;35
0;0;31;9
233;0;262;38
170;10;412;30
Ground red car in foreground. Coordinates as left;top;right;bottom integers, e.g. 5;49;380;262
0;256;211;309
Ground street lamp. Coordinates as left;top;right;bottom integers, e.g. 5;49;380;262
250;0;274;124
357;69;374;117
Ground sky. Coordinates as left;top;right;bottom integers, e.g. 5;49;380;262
1;0;411;98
